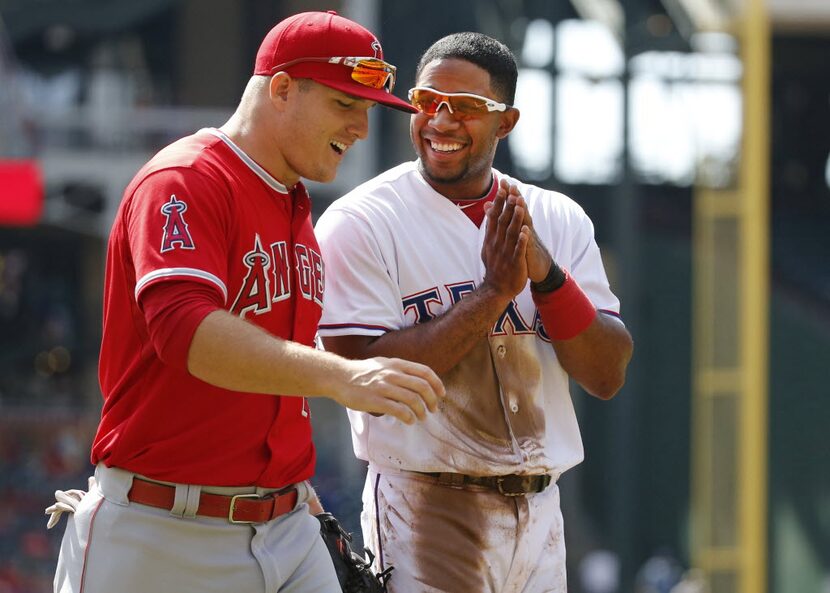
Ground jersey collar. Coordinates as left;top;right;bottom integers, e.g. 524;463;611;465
204;128;290;194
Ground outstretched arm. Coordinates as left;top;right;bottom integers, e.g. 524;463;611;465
187;309;444;424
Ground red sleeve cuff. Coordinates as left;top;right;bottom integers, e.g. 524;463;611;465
138;281;223;368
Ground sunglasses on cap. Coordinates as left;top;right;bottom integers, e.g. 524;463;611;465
408;87;510;117
270;56;397;92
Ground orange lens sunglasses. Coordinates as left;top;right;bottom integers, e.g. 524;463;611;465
270;56;396;92
408;87;510;116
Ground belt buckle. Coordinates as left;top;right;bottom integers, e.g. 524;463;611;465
228;493;262;524
496;475;527;497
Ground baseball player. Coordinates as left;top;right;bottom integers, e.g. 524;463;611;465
49;11;444;593
315;32;634;592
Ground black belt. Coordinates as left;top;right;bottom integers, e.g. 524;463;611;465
413;471;552;496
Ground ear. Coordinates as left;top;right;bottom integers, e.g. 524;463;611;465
495;107;520;139
269;72;292;110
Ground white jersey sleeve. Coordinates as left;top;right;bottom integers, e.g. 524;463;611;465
315;208;402;336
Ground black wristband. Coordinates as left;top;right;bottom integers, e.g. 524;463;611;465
531;262;567;293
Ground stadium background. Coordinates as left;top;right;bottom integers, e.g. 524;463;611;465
0;0;828;592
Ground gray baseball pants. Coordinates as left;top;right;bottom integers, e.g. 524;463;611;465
54;464;339;593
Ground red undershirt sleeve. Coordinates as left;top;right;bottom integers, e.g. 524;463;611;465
138;281;224;369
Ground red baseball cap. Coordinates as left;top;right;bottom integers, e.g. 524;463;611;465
254;11;416;113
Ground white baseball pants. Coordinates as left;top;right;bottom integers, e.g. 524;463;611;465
361;467;567;593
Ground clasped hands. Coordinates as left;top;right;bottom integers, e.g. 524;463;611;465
481;179;552;298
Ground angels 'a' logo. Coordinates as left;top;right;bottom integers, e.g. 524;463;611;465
231;234;272;318
371;39;381;58
160;195;195;252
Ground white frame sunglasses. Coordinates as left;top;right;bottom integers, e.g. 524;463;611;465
407;87;510;116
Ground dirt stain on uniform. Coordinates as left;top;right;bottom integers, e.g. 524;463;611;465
492;336;546;446
407;478;517;593
440;339;512;453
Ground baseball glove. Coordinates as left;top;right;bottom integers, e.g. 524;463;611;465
316;512;393;593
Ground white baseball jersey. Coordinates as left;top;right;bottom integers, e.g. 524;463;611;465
315;161;621;479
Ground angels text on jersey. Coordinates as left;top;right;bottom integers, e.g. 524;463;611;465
231;234;324;318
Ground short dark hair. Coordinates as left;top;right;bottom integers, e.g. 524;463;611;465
297;78;314;92
415;32;518;105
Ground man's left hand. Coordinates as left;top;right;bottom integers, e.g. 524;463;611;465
497;181;552;282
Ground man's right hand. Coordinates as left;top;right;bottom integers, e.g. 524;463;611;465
333;357;445;424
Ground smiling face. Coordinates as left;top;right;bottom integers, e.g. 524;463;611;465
410;58;519;200
278;80;375;185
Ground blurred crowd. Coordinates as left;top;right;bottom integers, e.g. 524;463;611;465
0;410;95;593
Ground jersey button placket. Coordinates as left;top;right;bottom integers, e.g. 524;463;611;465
493;343;513;409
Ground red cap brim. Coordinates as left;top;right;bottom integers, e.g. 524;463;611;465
315;79;417;113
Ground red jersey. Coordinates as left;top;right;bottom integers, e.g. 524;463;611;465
92;128;324;487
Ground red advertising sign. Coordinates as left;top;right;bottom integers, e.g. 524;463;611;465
0;160;43;226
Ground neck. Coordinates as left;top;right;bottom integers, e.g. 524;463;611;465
455;174;495;201
221;110;298;188
418;162;493;201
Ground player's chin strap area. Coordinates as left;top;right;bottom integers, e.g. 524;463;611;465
412;472;553;496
